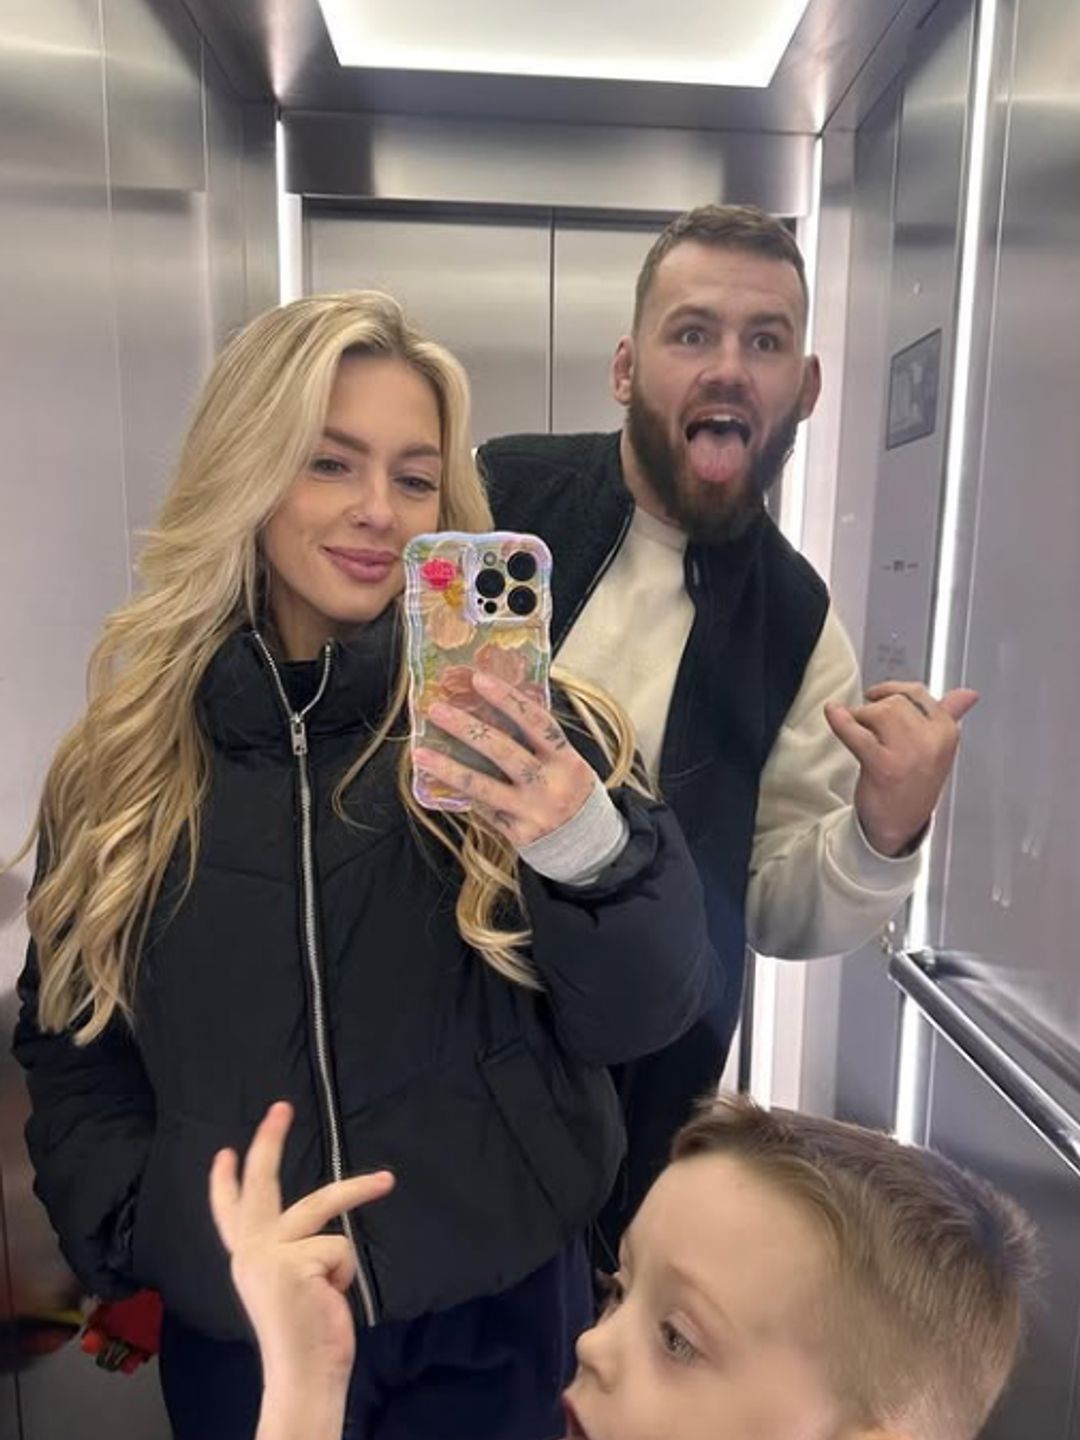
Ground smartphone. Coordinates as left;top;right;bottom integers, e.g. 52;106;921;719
403;530;553;812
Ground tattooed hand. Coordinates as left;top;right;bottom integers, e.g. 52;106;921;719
414;671;597;847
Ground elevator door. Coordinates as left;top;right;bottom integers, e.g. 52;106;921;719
305;209;665;444
307;210;551;444
551;221;665;434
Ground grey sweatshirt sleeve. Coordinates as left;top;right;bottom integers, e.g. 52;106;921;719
518;774;630;886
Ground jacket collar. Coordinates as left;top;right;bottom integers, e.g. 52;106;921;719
198;607;400;756
549;431;767;642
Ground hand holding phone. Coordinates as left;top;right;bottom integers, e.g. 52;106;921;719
404;531;598;844
404;531;553;812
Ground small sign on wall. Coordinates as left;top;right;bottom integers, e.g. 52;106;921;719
885;328;942;449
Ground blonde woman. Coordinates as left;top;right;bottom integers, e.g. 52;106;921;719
13;293;713;1440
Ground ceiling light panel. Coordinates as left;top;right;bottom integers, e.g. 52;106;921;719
317;0;812;87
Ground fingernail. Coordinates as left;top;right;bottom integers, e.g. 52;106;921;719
472;670;497;689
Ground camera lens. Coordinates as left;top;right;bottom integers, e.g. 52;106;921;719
506;551;538;582
507;586;537;616
482;551;499;567
475;568;505;598
482;600;498;615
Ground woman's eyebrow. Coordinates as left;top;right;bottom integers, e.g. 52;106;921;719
321;427;441;464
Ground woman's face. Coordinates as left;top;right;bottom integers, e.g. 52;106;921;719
262;354;444;659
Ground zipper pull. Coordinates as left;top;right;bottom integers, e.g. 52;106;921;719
289;714;308;757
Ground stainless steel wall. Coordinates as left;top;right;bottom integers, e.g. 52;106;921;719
820;0;1080;1429
286;111;815;218
921;0;1080;1428
815;0;977;1131
0;1;275;1434
935;0;1080;1068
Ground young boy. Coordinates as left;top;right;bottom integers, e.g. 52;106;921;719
209;1097;1037;1440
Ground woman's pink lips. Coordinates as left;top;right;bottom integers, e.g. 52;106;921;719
323;546;397;582
562;1395;590;1439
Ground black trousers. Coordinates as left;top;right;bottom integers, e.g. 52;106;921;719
159;1238;591;1440
593;997;738;1269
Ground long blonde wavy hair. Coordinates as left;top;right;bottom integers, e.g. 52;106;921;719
23;291;644;1045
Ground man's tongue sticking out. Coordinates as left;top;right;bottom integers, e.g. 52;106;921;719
687;423;748;485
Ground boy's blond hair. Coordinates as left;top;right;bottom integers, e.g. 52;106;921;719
673;1096;1040;1440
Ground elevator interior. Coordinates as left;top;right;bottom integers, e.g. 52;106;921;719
2;0;1079;1435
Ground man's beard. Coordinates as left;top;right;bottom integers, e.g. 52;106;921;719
626;384;802;546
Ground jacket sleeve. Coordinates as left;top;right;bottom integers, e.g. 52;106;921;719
519;787;716;1067
12;936;155;1299
746;606;922;959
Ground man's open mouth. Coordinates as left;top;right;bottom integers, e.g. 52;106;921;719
685;414;752;445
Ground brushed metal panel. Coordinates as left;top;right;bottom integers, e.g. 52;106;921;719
205;43;248;348
0;6;129;888
0;0;105;187
103;0;211;542
0;3;135;1437
832;946;903;1131
926;1034;1079;1439
860;0;974;690
829;79;901;658
826;82;902;1133
101;0;205;192
239;102;279;319
204;52;278;342
307;210;550;443
935;0;1080;1067
551;222;665;435
18;1334;170;1440
286;112;816;219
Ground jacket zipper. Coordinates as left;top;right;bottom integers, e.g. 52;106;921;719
251;632;379;1327
554;500;634;651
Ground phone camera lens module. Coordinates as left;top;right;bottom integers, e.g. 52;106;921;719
506;551;538;582
475;568;505;598
507;586;537;616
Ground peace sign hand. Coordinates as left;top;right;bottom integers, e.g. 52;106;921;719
209;1103;394;1391
414;670;597;848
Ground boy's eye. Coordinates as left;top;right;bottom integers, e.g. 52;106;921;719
676;327;707;347
595;1270;625;1315
659;1319;699;1364
752;333;782;353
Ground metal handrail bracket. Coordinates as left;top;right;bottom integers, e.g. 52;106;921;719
889;947;1080;1181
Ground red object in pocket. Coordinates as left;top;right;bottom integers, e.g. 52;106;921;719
80;1290;163;1373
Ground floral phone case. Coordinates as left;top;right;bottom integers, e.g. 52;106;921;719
403;531;553;812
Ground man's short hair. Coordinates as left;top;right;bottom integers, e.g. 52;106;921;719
633;204;809;331
673;1095;1040;1440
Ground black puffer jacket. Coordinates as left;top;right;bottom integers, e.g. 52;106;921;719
14;617;714;1341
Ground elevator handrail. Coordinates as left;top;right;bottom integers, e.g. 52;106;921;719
889;947;1080;1180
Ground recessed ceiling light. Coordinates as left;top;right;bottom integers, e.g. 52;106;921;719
316;0;812;88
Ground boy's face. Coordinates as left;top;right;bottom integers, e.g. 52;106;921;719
562;1155;850;1440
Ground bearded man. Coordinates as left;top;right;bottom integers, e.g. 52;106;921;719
480;205;976;1255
